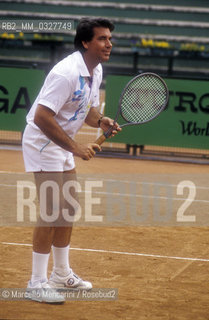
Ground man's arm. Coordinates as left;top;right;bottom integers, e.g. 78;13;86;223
34;104;101;160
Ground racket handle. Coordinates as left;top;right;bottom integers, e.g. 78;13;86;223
95;134;107;146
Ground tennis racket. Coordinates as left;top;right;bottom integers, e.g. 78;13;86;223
95;72;169;145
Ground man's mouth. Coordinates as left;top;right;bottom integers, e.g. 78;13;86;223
103;51;111;55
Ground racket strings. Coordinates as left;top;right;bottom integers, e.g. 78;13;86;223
120;74;167;123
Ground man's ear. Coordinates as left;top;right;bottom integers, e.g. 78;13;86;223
82;41;88;50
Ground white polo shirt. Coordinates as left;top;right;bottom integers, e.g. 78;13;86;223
22;51;103;171
26;50;102;138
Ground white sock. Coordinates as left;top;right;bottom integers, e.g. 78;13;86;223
52;245;71;276
31;251;50;284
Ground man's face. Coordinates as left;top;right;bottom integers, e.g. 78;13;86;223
83;27;113;63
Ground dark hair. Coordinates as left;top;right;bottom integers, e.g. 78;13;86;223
74;18;115;52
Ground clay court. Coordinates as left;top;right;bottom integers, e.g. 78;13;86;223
1;148;209;320
0;0;209;318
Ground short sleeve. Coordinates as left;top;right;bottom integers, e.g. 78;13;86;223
91;65;103;108
91;92;100;108
38;71;71;114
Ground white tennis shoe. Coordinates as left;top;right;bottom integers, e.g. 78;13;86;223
27;279;65;304
49;268;92;290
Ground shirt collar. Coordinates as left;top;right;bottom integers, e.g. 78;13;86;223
76;50;101;78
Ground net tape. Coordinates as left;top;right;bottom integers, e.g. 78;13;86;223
121;74;167;123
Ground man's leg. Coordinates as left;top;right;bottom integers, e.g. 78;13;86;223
52;169;77;247
30;171;65;284
48;170;92;290
51;170;76;277
30;169;92;290
33;170;75;254
27;171;66;304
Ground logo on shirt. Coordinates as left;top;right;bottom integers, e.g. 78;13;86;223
69;76;87;121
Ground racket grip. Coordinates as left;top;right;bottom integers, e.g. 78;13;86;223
95;134;107;146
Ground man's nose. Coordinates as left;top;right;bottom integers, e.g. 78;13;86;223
106;39;112;47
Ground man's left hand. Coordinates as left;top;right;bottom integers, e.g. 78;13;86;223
100;117;122;137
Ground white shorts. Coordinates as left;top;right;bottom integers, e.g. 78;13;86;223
22;124;75;172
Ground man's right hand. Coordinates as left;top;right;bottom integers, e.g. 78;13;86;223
73;143;102;160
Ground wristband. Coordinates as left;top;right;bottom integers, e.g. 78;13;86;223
98;115;104;127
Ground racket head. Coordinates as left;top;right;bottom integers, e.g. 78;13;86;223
118;72;169;125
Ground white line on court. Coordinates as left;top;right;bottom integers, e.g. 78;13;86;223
1;183;209;204
0;171;25;174
1;241;209;263
1;171;209;191
84;176;209;191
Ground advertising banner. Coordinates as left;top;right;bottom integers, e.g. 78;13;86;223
105;75;209;150
0;67;45;131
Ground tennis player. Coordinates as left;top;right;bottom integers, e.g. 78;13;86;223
22;17;120;303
